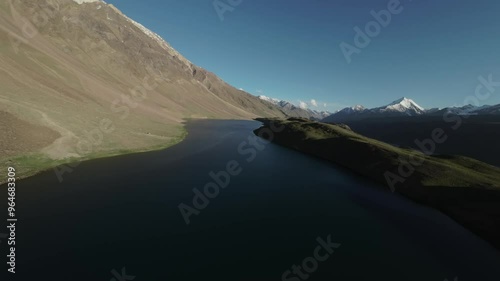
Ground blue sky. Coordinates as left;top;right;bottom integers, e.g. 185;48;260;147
105;0;500;111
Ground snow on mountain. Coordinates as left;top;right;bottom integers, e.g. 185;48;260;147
258;96;299;111
258;95;281;105
474;104;500;115
322;97;425;122
323;97;500;123
309;110;332;119
75;0;194;71
336;105;367;114
392;97;424;111
373;97;425;116
72;0;101;4
258;96;331;120
426;104;498;116
439;104;491;115
127;17;192;69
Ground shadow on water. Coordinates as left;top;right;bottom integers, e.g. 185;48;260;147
1;120;499;281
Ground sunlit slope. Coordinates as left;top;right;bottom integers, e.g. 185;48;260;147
255;118;500;249
255;118;500;189
0;0;285;178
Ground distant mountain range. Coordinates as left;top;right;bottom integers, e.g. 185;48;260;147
427;104;500;116
258;96;331;121
323;97;500;123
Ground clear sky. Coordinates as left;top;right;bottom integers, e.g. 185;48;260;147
104;0;500;111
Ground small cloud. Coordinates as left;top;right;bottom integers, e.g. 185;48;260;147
310;99;318;107
256;89;264;94
298;100;308;109
323;103;327;107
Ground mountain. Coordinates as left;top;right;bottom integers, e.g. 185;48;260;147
258;96;331;121
324;105;367;122
474;104;500;115
338;105;367;114
0;0;285;177
372;97;425;115
323;97;500;123
323;97;425;123
429;104;495;116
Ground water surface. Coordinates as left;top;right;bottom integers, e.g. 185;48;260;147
2;120;500;281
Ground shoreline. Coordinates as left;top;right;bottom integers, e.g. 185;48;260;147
254;117;500;251
0;126;188;186
0;117;256;185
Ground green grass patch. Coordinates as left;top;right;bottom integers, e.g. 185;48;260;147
0;126;188;185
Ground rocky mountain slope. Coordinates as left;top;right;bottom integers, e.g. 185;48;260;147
0;0;285;178
258;95;330;120
428;104;500;116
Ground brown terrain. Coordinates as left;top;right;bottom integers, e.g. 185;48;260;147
0;0;285;180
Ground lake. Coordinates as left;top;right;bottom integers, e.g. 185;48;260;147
2;120;500;281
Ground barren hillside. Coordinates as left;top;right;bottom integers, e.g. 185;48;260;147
0;0;285;179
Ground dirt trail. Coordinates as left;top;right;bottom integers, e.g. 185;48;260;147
0;96;78;159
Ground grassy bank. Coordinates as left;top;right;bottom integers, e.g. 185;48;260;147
0;127;188;185
254;117;500;250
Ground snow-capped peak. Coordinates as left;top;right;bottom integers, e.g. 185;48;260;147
351;105;366;111
258;95;332;120
258;96;297;109
337;105;366;114
258;95;281;105
388;97;424;111
379;97;425;115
